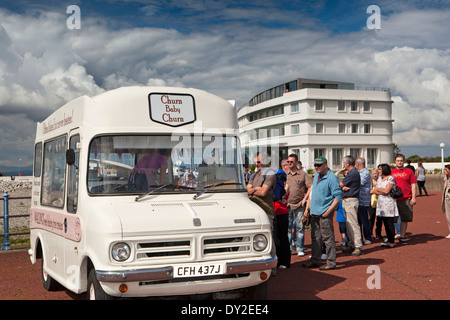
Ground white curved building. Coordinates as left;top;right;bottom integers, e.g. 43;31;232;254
237;78;394;170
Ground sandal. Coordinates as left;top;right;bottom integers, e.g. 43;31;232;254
319;264;335;270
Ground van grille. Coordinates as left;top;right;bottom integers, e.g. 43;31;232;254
135;234;253;261
203;236;251;255
136;240;191;259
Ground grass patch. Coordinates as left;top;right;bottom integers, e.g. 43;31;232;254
0;225;30;249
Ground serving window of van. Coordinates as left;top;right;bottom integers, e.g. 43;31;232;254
41;135;67;207
87;134;246;195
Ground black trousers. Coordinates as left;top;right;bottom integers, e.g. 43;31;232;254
381;217;396;244
369;206;383;237
273;214;291;267
417;181;428;196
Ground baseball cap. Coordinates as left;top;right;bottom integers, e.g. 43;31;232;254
314;156;327;164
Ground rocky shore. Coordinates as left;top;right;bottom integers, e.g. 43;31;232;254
0;177;32;231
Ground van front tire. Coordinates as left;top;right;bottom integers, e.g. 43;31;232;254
87;268;113;300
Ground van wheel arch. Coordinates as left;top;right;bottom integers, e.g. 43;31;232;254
86;258;113;300
35;238;43;260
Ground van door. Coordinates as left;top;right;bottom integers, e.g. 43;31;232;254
64;131;82;290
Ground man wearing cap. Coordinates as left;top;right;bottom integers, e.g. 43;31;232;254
304;156;341;270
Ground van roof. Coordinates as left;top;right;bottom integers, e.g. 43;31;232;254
36;86;238;139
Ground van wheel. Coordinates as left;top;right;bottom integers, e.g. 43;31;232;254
41;258;59;291
87;268;113;300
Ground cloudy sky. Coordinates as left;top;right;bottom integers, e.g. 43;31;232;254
0;0;449;168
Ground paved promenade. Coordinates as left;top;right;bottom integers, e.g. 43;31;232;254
0;192;448;300
268;191;449;300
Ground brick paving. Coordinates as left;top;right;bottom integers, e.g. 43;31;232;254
0;192;448;300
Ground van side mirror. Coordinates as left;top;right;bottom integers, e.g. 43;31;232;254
66;149;76;166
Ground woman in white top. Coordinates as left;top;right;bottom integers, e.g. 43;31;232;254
370;163;398;248
415;162;428;196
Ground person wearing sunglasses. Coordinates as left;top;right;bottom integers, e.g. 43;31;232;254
303;156;341;270
286;153;312;257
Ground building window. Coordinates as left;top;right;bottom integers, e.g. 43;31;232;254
364;123;371;133
351;123;358;133
314;148;325;159
292;149;300;159
350;148;360;159
367;148;377;168
315;100;324;111
291;102;299;113
287;81;297;92
316;123;324;133
271;126;284;137
338;123;346;133
363;101;371;112
332;148;343;169
291;124;299;135
338;101;346;112
272;108;279;116
351;101;358;112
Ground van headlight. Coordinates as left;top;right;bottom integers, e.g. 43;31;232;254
253;234;268;251
112;242;131;262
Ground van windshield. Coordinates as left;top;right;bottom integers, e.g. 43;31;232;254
87;135;246;195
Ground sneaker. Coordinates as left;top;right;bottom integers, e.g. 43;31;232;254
446;234;450;239
399;237;407;244
364;240;372;245
351;248;363;256
321;253;327;260
297;251;305;257
278;265;287;269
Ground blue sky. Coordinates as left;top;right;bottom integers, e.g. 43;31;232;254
0;0;450;169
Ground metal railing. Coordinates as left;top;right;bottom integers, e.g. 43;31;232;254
1;191;31;250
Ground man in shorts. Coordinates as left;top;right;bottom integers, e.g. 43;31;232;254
391;154;417;244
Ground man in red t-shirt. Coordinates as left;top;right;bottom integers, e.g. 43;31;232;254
391;154;417;244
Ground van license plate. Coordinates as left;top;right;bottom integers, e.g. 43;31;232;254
174;263;225;278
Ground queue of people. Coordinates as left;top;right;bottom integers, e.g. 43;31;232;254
245;151;442;272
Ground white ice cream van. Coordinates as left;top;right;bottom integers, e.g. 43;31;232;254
28;86;276;299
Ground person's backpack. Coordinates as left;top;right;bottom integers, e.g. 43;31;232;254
263;168;287;202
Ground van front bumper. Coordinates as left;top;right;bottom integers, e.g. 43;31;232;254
96;256;277;283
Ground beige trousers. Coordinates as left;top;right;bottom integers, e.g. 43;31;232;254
342;197;362;249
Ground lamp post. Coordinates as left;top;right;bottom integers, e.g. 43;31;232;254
440;143;445;174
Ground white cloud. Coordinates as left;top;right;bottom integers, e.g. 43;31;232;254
1;5;450;166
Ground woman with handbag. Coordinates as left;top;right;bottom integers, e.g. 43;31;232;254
370;163;399;248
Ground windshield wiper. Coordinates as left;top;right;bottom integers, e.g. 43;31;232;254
135;184;195;202
193;182;243;200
